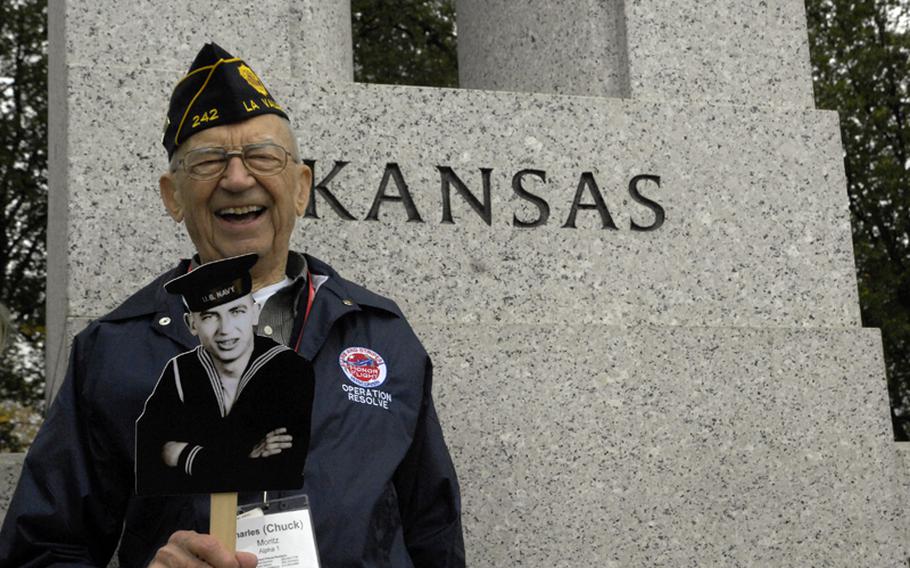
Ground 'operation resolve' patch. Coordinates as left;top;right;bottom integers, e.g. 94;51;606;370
339;347;392;410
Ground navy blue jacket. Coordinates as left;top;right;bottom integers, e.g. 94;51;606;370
0;255;464;568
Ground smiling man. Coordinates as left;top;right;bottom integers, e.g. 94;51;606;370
0;43;465;567
160;113;308;290
191;295;257;365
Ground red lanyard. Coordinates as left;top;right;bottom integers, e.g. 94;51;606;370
293;270;316;353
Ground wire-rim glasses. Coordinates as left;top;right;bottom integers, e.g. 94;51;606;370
175;142;297;180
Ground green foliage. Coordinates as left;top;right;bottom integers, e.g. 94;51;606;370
0;0;48;451
806;0;910;439
352;0;458;88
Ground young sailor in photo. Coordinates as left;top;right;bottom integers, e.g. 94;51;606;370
135;253;315;495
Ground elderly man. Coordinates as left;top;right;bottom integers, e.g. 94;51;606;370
0;43;464;567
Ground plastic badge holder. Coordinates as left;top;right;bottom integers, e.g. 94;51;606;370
236;494;321;567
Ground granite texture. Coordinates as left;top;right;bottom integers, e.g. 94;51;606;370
57;75;860;335
289;0;353;81
45;2;70;415
418;324;905;567
456;0;629;97
899;443;910;547
626;0;815;106
55;0;353;80
0;454;24;527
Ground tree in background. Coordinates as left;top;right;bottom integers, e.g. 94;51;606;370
352;0;458;88
0;0;47;452
807;0;910;440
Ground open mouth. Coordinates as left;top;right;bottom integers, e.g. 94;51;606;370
216;205;266;223
215;338;239;350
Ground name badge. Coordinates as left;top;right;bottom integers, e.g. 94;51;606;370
237;505;320;567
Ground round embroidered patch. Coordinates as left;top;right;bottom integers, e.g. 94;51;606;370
238;64;269;96
339;347;387;388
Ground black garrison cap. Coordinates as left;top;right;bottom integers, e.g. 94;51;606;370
162;42;289;159
164;253;258;313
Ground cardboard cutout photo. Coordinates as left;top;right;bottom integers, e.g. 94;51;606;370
135;254;315;495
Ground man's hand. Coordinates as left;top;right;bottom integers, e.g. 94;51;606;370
249;427;292;458
162;441;189;467
149;531;257;567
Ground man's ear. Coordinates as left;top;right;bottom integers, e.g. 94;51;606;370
160;172;184;223
294;162;312;217
184;313;198;336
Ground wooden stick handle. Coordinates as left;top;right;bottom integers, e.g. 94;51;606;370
210;492;238;552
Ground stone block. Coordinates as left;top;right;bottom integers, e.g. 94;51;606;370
419;324;906;567
290;83;857;329
626;0;815;106
56;74;860;332
46;66;863;395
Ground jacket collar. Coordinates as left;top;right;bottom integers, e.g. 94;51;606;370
294;254;404;360
304;254;402;318
98;260;187;322
95;253;401;352
97;260;197;349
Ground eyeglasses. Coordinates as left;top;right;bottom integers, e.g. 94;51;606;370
175;142;298;180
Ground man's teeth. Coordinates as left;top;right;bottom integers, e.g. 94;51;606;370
218;206;264;216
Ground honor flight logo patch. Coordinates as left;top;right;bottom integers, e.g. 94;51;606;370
339;347;392;410
339;347;387;388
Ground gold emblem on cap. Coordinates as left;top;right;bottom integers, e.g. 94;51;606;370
238;64;268;96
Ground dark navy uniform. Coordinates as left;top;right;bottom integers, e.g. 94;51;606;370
0;254;464;567
135;335;314;495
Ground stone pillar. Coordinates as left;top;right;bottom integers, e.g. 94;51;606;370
456;0;630;97
289;1;353;80
623;0;815;105
457;0;815;106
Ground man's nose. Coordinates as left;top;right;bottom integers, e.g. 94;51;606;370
219;155;256;191
217;315;240;334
